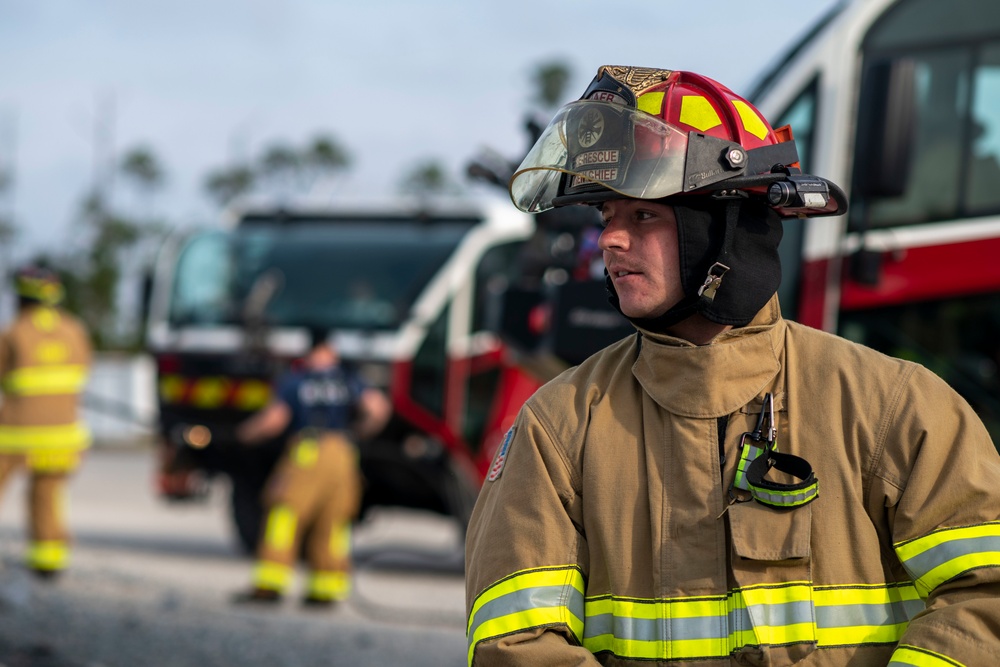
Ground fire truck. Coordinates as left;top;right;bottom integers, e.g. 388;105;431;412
148;0;1000;550
144;194;629;550
748;0;1000;446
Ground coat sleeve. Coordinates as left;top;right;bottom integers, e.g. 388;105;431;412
465;403;598;667
873;364;1000;665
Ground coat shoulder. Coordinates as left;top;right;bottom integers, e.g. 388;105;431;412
524;333;639;441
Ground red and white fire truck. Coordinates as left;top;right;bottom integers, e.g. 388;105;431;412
749;0;1000;444
147;0;1000;550
144;194;628;549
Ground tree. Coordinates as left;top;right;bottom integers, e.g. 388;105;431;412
203;132;352;207
533;60;573;111
120;146;164;191
302;134;351;192
399;159;461;196
257;143;301;195
204;165;256;208
59;190;141;347
54;144;172;349
466;59;576;191
0;167;17;279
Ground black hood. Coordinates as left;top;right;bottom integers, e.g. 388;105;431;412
607;198;783;332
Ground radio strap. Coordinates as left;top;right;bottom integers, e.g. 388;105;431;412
729;393;819;510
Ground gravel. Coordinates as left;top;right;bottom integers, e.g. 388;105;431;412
0;554;467;667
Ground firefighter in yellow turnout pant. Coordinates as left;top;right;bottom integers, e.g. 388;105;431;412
0;266;91;579
233;329;391;606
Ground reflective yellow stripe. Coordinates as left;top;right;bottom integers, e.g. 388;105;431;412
263;504;297;551
293;438;319;468
636;92;665;116
894;522;1000;597
584;582;816;660
813;582;921;645
252;560;292;592
307;570;351;600
468;575;924;665
26;448;80;471
2;365;88;396
467;566;586;666
889;644;966;666
733;441;766;491
30;307;61;330
28;540;69;570
679;95;722;132
733;99;769;140
0;423;91;451
328;522;351;560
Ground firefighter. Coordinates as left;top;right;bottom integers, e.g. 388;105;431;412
232;328;390;606
0;266;92;579
465;66;1000;665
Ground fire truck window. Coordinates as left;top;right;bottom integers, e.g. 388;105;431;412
472;241;526;333
861;50;971;228
772;80;818;321
839;294;1000;448
409;304;449;419
168;232;233;325
966;44;1000;214
857;0;1000;229
166;222;467;332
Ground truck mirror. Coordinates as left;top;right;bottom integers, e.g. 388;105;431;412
853;57;918;199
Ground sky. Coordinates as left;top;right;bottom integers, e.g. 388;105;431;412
0;0;842;262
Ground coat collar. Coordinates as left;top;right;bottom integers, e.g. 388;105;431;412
631;295;785;418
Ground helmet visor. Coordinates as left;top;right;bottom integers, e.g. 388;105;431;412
509;100;689;213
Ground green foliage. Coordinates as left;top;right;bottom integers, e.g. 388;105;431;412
203;133;352;207
399;159;462;196
120;146;165;190
533;60;573;111
204;165;256;207
52;145;171;350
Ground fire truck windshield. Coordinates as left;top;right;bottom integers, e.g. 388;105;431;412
167;220;471;331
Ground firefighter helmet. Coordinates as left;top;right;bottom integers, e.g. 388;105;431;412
14;266;64;306
509;66;846;218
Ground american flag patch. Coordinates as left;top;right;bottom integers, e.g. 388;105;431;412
487;427;515;482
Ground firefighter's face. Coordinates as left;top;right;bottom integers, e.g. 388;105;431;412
599;199;685;320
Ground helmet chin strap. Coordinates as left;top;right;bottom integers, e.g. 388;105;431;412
606;200;741;334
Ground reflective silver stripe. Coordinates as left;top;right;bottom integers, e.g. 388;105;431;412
468;584;585;643
752;485;819;507
899;535;1000;582
582;590;920;649
816;598;924;629
470;578;923;661
585;609;733;642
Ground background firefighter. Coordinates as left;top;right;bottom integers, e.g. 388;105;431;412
232;328;391;606
465;66;1000;665
0;266;92;579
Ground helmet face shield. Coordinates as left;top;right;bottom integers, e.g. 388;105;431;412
509;100;689;213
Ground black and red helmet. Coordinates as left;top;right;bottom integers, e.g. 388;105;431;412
509;66;845;218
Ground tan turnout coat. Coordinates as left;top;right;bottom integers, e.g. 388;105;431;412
466;296;1000;666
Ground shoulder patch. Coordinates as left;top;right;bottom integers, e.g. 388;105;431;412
487;426;516;482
